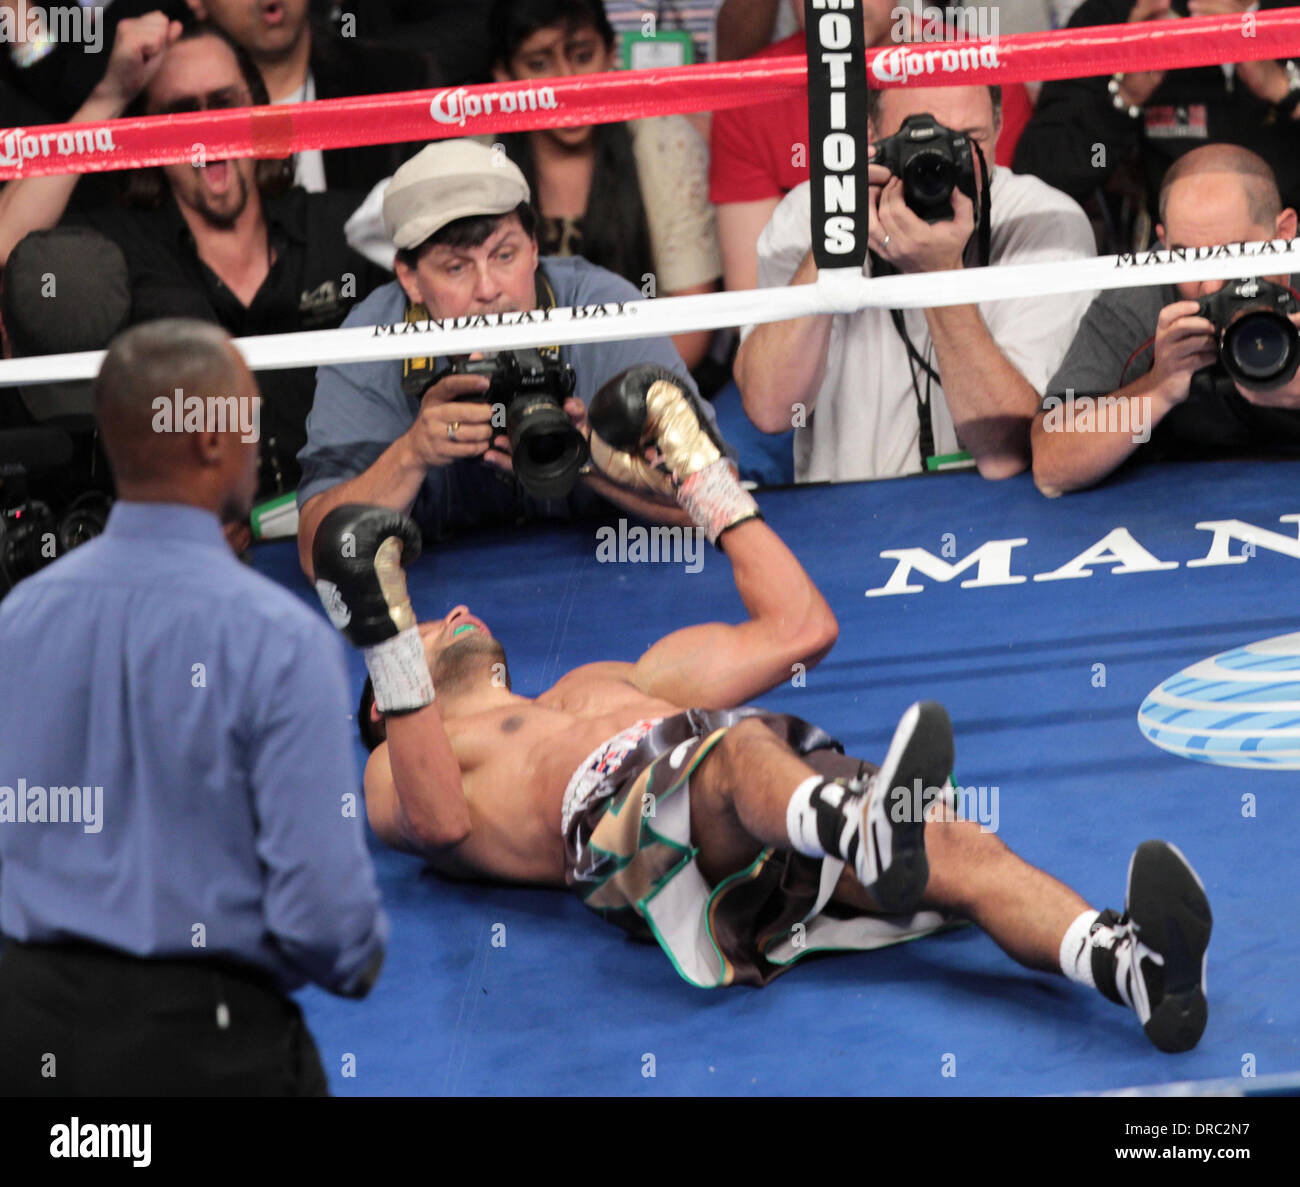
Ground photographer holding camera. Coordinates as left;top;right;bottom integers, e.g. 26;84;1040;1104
1031;145;1300;496
296;139;701;578
735;83;1095;484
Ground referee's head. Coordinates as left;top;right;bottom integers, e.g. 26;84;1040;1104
94;319;261;525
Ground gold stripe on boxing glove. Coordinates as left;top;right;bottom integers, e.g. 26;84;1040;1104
646;379;724;482
375;536;417;635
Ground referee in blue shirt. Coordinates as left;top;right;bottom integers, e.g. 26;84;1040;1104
0;320;388;1095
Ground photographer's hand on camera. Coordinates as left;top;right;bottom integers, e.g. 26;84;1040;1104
867;155;973;274
405;373;496;469
1150;300;1218;406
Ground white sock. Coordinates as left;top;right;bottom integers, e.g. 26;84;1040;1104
785;774;870;882
785;775;831;857
1059;909;1104;988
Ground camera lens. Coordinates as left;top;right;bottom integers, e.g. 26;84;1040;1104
508;397;590;501
904;151;954;204
522;432;567;468
1223;309;1299;386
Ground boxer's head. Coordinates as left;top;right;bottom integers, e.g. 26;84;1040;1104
359;610;511;750
422;608;510;696
1156;145;1297;300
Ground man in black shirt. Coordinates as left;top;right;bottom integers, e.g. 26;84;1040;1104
0;17;384;506
1031;145;1300;496
1015;0;1300;226
182;0;438;193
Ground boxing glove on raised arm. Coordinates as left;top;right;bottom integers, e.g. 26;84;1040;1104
312;504;434;714
588;365;760;545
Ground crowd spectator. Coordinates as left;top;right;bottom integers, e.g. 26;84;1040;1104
1014;0;1300;251
311;0;495;86
183;0;439;194
0;16;386;507
487;0;722;372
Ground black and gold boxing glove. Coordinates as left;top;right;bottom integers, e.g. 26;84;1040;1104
589;365;760;545
313;504;434;714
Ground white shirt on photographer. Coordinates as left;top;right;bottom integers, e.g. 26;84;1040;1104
745;165;1097;483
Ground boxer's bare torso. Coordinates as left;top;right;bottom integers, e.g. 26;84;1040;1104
366;662;684;886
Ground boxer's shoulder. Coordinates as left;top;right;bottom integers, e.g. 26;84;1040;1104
538;662;639;709
538;663;687;726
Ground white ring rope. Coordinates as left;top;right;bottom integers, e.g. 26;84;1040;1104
0;241;1293;386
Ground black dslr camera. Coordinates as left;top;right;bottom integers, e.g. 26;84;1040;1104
872;114;978;224
445;348;588;500
1197;278;1300;392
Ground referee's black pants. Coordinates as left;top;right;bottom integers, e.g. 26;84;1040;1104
0;939;328;1096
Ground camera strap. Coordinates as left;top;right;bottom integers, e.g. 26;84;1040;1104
972;140;991;270
874;142;992;469
533;266;562;363
872;251;941;468
894;307;938;467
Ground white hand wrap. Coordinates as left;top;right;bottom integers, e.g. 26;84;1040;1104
676;458;760;546
363;626;435;714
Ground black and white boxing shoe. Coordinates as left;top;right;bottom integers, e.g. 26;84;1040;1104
857;701;955;914
1092;840;1213;1053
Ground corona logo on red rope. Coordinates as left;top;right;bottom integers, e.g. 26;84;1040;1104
0;125;117;172
869;41;1000;84
428;84;560;128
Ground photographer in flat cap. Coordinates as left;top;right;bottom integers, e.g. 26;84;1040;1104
296;139;704;578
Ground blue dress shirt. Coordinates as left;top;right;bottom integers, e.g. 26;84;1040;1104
0;501;387;996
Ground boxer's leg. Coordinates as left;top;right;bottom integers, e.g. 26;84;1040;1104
832;799;1212;1052
688;702;954;913
832;801;1088;971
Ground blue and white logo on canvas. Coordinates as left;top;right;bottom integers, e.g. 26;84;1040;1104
1139;632;1300;768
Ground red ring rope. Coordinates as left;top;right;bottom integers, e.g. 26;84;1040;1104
0;12;1297;182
